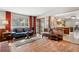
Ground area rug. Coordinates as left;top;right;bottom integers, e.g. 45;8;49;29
13;37;41;47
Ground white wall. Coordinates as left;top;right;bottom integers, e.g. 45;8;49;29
65;19;79;27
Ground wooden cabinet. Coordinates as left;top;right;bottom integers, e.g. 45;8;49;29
0;31;13;42
64;28;69;34
0;29;6;41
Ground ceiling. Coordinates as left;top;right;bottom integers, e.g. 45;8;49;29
0;7;79;16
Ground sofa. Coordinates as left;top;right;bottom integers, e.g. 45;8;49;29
12;28;33;38
49;28;63;41
42;28;63;41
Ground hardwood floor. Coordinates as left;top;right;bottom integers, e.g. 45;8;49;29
1;38;79;52
0;41;10;52
15;38;79;52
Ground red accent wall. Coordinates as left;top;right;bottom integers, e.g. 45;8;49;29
5;11;11;31
33;16;36;33
29;16;32;30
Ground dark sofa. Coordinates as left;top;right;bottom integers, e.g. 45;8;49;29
12;28;33;38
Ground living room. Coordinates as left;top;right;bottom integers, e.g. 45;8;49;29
1;7;79;52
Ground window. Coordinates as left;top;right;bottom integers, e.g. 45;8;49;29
11;13;28;29
0;11;5;29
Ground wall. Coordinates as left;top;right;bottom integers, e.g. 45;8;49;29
65;19;78;27
0;11;5;29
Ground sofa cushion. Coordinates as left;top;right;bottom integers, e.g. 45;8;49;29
16;32;27;34
24;28;30;32
16;28;24;32
13;29;17;32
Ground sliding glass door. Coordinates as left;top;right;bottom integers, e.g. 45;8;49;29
40;18;45;33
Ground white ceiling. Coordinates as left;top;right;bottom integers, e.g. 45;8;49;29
0;7;79;16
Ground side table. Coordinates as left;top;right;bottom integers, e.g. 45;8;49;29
0;32;13;43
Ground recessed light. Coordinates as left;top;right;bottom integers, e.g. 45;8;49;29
71;16;76;19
